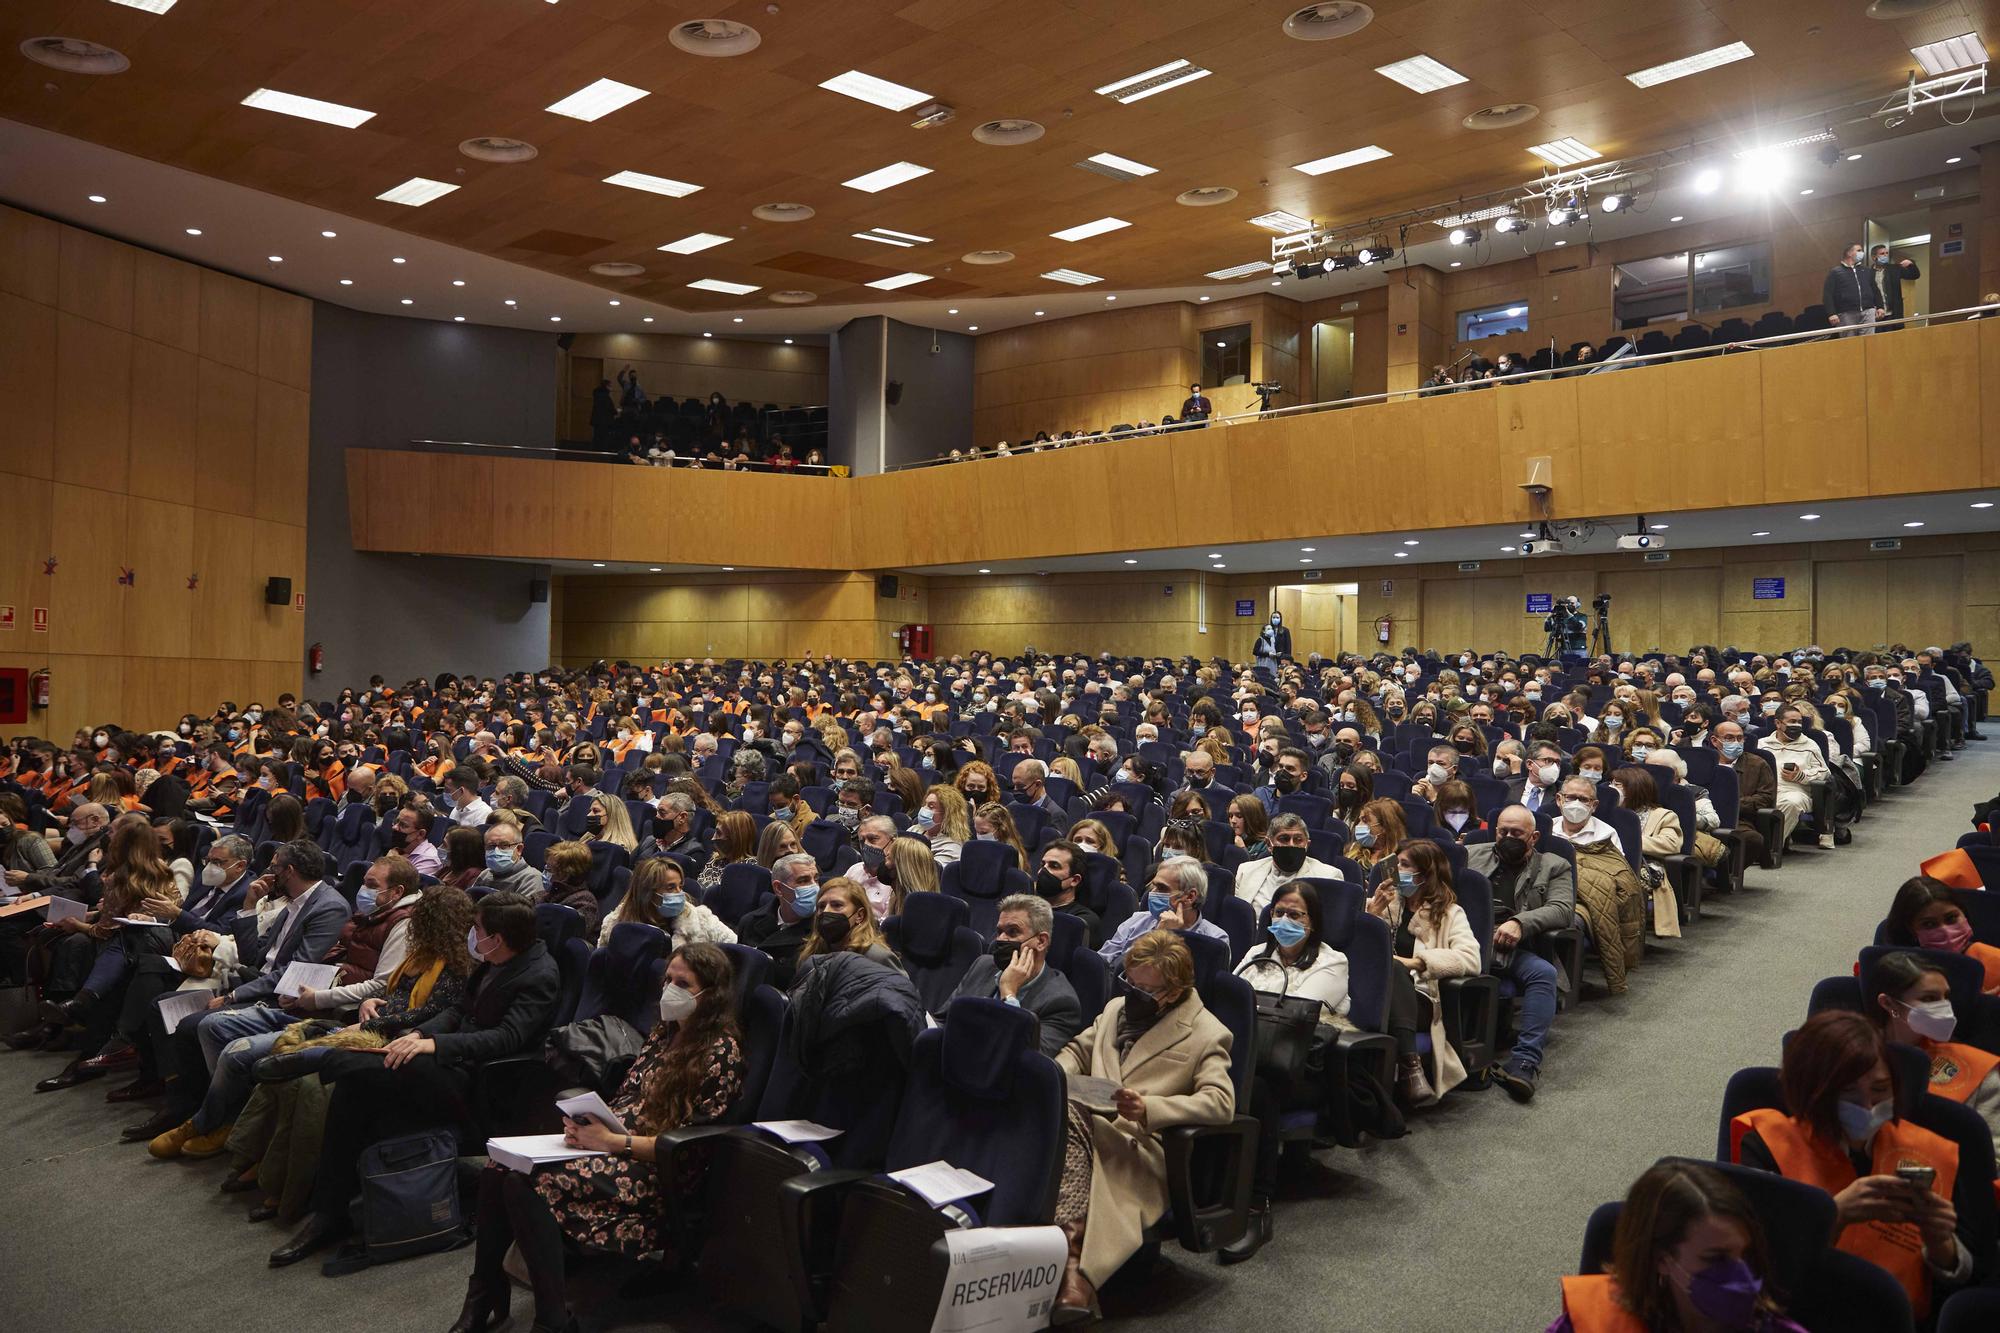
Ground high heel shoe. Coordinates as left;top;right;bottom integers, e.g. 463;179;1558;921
445;1275;511;1333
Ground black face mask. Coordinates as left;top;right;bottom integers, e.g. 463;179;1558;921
1119;978;1161;1024
1453;739;1476;754
1781;724;1802;739
1187;774;1209;788
990;938;1020;972
1495;833;1529;865
814;911;853;946
1271;844;1307;875
1274;771;1300;794
1034;870;1069;899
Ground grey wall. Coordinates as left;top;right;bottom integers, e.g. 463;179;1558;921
305;303;557;685
829;316;886;475
884;318;973;468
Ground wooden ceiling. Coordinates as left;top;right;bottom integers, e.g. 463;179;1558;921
3;0;1994;314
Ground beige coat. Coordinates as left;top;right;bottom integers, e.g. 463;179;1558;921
1055;992;1235;1285
1372;896;1483;1097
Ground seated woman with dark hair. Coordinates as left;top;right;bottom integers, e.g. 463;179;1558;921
1365;838;1479;1107
439;825;487;891
1884;875;2000;993
1729;1009;1972;1320
451;942;745;1333
1431;779;1486;843
1550;1159;1808;1332
1864;949;2000;1142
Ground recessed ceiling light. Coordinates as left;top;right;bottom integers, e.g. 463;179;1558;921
1299;558;1312;564
1106;295;1116;300
842;161;932;193
392;256;407;264
399;298;413;305
1947;156;1964;164
967;325;978;330
1903;521;1926;528
1212;563;1226;569
1124;558;1139;564
268;255;283;263
1050;217;1131;243
851;228;932;248
550;316;561;322
608;299;620;306
451;279;466;287
504;299;516;306
1799;188;1815;196
1626;41;1754;88
109;0;178;11
866;272;931;290
661;233;733;254
241;87;377;128
1376;54;1468;93
1970;502;1994;509
687;277;761;295
1670;215;1685;222
642;317;653;323
1294;144;1392;176
1199;296;1210;301
1402;539;1419;546
732;317;744;322
1450;261;1461;267
1300;547;1317;553
184;227;202;236
722;567;736;572
1553;240;1567;246
1081;151;1159;177
1393;552;1409;558
338;278;352;285
784;338;794;344
1911;33;1988;76
377;176;460;207
1799;513;1820;520
1500;546;1516;552
978;568;992;574
1650;524;1669;531
1206;553;1222;559
1527;137;1600;167
320;229;337;238
1846;153;1863;161
545;77;650;121
1095;58;1212;104
1034;310;1045;316
453;316;465;322
1750;530;1771;537
87;194;107;204
947;307;959;314
818;69;933;112
1207;260;1272;279
702;332;712;338
1042;269;1103;285
1271;280;1282;285
592;562;606;568
1249;210;1314;234
649;567;662;573
603;170;702;198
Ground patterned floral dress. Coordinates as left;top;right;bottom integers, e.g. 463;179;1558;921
531;1026;744;1258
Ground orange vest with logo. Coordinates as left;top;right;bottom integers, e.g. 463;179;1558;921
1556;1275;1646;1333
1730;1108;1956;1316
1923;1039;2000;1104
1968;941;2000;994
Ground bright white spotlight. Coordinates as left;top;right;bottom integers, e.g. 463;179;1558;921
1692;167;1723;193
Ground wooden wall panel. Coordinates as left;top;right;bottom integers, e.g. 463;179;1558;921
1867;322;1981;495
198;270;261;373
196;359;259;517
48;482;128;657
56;225;134;331
1493;380;1580;528
1885;556;1964;648
1575;370;1677;517
191;512;258;663
0;474;54;642
1762;339;1868;501
122;657;192;730
250;520;307;662
121;499;195;659
254;379;311;527
0;205;59;305
53;313;132;494
0;292;57;481
1815;559;1890;650
256;288;313;391
1983;319;2000;488
128;340;199;507
132;250;202;353
1667;355;1765;511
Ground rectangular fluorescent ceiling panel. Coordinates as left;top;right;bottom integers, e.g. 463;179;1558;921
1050;217;1131;242
1375;54;1467;93
1094;58;1211;104
1293;144;1392;176
603;170;702;198
1249;209;1314;233
240;87;376;128
841;161;932;193
1079;151;1158;180
1626;41;1754;88
1206;261;1272;279
852;227;934;247
1911;32;1989;76
1434;204;1517;228
659;232;732;254
110;0;178;11
1526;136;1601;167
687;278;761;295
375;176;460;207
1041;269;1103;285
865;272;932;290
545;78;650;122
818;69;934;112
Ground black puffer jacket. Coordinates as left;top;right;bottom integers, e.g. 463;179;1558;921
784;949;926;1081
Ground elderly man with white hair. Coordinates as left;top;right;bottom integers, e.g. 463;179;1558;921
1096;856;1228;969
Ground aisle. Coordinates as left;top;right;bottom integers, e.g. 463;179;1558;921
1130;739;1999;1332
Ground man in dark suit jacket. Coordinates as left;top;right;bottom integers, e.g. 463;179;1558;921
1503;741;1569;817
272;890;561;1267
1712;720;1774;869
948;894;1082;1058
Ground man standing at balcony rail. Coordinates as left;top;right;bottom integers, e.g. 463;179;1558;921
1178;382;1212;426
1871;244;1921;323
1824;241;1885;337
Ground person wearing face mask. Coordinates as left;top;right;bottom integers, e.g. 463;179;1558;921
1886;874;2000;993
1556;779;1646;996
1507;742;1568;815
1250;746;1312;817
1365;839;1480;1106
947;893;1083;1057
0;800;115;995
1865;951;2000;1141
738;852;823;988
796;877;902;974
441;766;494;829
1467;807;1574;1102
1551;1160;1808;1333
595;854;732;954
1732;1010;1970;1318
1051;928;1232;1322
0;792;56;888
1756;706;1834;850
450;941;745;1333
1234;813;1338;916
1410;743;1467;804
270;891;560;1268
1253;611;1291;671
1032;841;1103;949
1710;721;1777;871
1099;855;1228;968
1344;798;1407;878
1430;780;1488;843
1824;240;1887;336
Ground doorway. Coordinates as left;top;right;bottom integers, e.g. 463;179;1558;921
1312;319;1354;403
1268;581;1357;658
1864;209;1932;321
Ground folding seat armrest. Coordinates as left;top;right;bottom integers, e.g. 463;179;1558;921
1160;1116;1259;1252
1440;975;1500;1074
1333;1028;1398;1089
1749;809;1785;869
653;1124;751;1261
777;1169;877;1324
1659;853;1700;924
470;1054;563;1138
1530;928;1586;1008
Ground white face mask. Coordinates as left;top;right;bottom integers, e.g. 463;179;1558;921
1536;763;1561;787
1901;997;1957;1043
658;982;699;1023
1560;800;1591;825
1426;762;1450;784
201;863;228;887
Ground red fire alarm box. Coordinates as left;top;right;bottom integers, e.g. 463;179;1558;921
898;623;932;660
0;668;28;725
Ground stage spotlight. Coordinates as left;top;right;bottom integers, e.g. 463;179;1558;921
1448;225;1482;246
1356;245;1394;265
1600;192;1629;212
1692;166;1722;193
1494;215;1530;234
1326;251;1358;271
1547;204;1572;226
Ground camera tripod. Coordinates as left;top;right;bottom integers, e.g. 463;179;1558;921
1590;612;1612;658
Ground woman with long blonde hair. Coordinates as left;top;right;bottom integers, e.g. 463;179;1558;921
974;802;1031;873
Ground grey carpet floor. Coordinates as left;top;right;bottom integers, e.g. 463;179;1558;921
2;738;1991;1333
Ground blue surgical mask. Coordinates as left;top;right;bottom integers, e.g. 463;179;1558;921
1836;1097;1894;1143
1147;891;1173;915
1396;869;1419;896
790;883;820;914
1354;824;1374;847
657;891;686;918
540;868;554;894
355;888;378;916
915;806;935;829
1267;916;1308;948
1720;741;1744;760
921;755;935;770
485;848;515;873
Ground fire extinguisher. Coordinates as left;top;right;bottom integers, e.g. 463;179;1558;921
1375;616;1393;644
30;668;51;709
308;642;325;676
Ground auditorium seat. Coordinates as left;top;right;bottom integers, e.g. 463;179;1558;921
882;891;982;1014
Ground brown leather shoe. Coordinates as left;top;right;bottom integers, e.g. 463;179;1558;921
81;1046;138;1071
1051;1220;1099;1326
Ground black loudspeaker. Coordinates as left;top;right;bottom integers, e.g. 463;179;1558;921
556;332;576;350
877;574;899;599
264;576;291;606
529;578;550;603
885;379;904;406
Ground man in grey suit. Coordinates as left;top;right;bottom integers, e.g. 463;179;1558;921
948;893;1083;1058
1465;806;1576;1104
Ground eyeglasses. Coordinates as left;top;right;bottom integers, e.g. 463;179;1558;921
1271;908;1309;922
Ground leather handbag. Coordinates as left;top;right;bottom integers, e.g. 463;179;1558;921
1252;989;1324;1096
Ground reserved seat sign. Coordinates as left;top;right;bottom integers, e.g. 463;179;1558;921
932;1225;1067;1333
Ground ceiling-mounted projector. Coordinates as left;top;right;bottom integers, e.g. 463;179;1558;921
1617;533;1665;551
1520;536;1566;557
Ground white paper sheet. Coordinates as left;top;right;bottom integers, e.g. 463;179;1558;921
929;1226;1068;1333
156;989;210;1036
555;1091;627;1134
44;896;86;923
276;961;340;998
485;1134;605;1174
889;1160;995;1208
751;1119;843;1144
